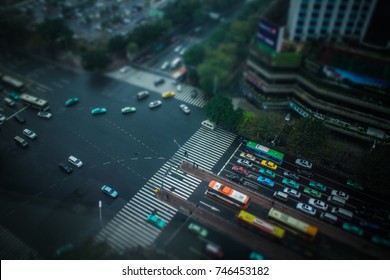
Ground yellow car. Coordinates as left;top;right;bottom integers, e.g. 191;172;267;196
261;160;277;170
161;91;176;98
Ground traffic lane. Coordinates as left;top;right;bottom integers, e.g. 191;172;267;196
156;189;302;259
181;161;390;259
162;215;255;260
186;179;329;259
227;163;390;242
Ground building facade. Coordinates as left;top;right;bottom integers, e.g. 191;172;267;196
242;0;390;142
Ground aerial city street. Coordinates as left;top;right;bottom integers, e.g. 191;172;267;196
0;0;389;260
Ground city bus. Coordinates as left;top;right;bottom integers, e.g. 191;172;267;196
245;141;284;164
20;93;50;111
267;208;318;240
236;210;285;239
1;74;25;92
207;180;250;209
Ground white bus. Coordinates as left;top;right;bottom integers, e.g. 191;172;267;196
20;93;50;111
1;75;25;92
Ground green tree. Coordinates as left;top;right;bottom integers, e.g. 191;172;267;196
236;112;284;143
286;118;330;159
205;94;243;130
128;19;171;48
164;0;202;25
197;60;229;98
35;19;73;57
126;42;138;56
356;145;390;193
228;20;252;45
108;35;127;56
81;49;112;71
183;44;205;67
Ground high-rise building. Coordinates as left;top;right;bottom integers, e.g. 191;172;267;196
242;0;390;142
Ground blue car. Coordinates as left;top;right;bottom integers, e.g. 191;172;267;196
257;176;274;187
65;97;79;107
101;185;118;198
91;107;107;115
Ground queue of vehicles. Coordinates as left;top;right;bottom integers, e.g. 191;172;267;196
222;143;390;251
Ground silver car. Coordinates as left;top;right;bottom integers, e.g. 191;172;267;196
180;104;190;114
149;100;162;109
23;129;37;139
295;158;312;169
308;198;328;211
283;187;301;199
296;202;316;216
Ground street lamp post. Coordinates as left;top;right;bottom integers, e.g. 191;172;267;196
98;200;103;229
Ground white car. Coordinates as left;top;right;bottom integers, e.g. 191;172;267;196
295;158;312;169
237;159;253;168
23;129;37;139
160;61;169;70
68;156;83;167
174;45;182;53
121;107;136;114
331;190;349;200
0;113;6;123
180;104;190;114
308;198;328;211
296;202;316;216
176;84;182;92
179;48;186;56
283;187;301;199
119;66;131;73
37;111;52;119
149;100;162;109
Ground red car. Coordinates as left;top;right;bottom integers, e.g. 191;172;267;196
232;165;249;176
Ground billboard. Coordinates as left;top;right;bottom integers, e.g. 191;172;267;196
257;19;280;50
322;65;390;94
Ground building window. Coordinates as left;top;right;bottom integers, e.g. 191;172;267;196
294;36;301;41
326;4;334;10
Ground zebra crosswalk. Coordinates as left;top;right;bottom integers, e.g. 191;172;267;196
107;68;207;108
0;225;38;259
95;126;236;254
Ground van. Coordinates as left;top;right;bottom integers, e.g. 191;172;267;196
273;191;288;201
4;97;16;107
331;207;353;221
14;136;28;147
201;119;216;130
320;212;338;223
327;195;346;207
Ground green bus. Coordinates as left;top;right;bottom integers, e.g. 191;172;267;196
245;141;284;164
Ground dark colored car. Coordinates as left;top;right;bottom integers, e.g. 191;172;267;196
58;162;73;174
226;173;243;184
154;78;165;86
14;114;26;124
297;168;313;178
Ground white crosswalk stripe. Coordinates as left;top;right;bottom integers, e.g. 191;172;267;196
107;68;207;108
0;225;38;259
95;126;236;253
